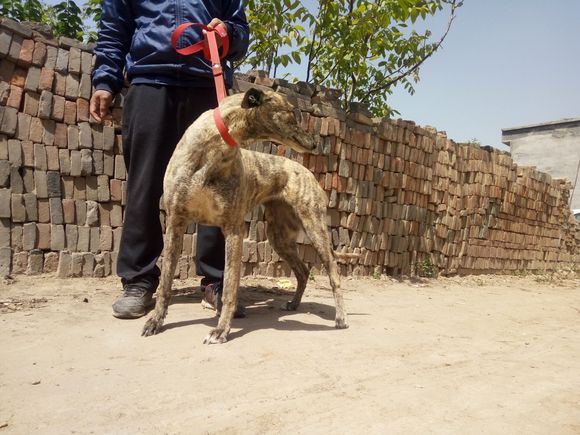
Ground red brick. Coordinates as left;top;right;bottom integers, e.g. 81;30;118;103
38;67;54;91
23;91;39;116
54;122;67;147
6;85;23;108
32;41;47;66
52;95;65;121
38;199;50;222
10;67;28;88
76;98;89;122
110;178;123;201
36;223;51;249
62;198;75;223
63;100;77;124
18;39;35;66
46;146;59;171
53;71;66;96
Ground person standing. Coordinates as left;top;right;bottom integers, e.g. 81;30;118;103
90;0;249;318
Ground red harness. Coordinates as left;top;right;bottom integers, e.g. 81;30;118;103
171;22;237;147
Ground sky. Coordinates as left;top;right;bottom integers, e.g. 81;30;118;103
286;0;580;150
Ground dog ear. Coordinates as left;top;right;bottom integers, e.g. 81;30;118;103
241;88;265;108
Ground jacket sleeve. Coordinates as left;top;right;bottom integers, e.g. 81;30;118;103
92;0;135;95
222;0;250;62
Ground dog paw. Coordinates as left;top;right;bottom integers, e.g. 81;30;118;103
335;318;349;329
142;317;163;337
280;301;299;311
203;327;229;344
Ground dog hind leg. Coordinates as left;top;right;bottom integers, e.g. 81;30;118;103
295;206;348;329
142;216;187;336
264;201;310;311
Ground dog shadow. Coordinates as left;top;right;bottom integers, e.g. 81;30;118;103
157;284;339;338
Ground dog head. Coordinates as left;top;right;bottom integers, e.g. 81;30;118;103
237;88;316;153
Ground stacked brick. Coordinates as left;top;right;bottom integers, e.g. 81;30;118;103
1;18;578;280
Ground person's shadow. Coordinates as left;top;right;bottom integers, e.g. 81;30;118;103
155;284;341;340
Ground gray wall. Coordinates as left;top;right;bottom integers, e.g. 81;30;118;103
503;121;580;209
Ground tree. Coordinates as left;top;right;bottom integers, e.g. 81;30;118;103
243;0;462;117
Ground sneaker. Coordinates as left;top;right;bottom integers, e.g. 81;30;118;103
112;285;155;319
201;283;246;318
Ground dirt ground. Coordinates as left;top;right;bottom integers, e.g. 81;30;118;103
1;273;579;435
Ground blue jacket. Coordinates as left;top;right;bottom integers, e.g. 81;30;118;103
92;0;249;95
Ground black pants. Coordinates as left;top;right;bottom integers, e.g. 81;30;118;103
117;84;225;289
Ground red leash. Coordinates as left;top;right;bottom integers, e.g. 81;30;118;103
171;22;237;147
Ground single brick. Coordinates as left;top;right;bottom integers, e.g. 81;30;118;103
23;192;38;221
103;152;114;176
18;39;35;66
76;98;89;122
82;252;95;276
93;150;103;174
64;74;79;99
51;94;65;121
90;227;100;253
44;251;59;273
49;197;63;224
32;41;47;66
86;176;98;201
21;140;34;166
71;252;83;276
110;179;122;201
110;203;123;227
8;139;22;166
11;225;22;251
65;225;78;251
26;249;44;275
47;171;61;197
10;166;24;194
61;175;74;198
59;149;71;174
114;155;126;180
0;135;7;159
70;150;82;176
98;203;110;226
8;34;23;62
0;189;11;218
38;67;54;91
45;46;58;68
6;84;23;108
54;122;67;147
34;143;47;170
37;198;50;222
0;81;9;105
0;106;18;135
55;48;69;73
86;200;99;226
81;149;93;175
99;226;113;251
63;100;77;125
29;117;44;142
0;218;10;247
77;226;90;251
80;51;93;74
22;222;36;250
35;170;49;197
67;124;79;150
79;122;92;148
38;90;53;119
53;71;66;96
57;250;72;277
0;247;12;277
46;146;60;171
79;74;91;99
41;119;55;146
21;167;34;193
24;66;41;92
75;199;86;224
92;125;104;150
68;47;82;74
0;59;15;82
0;161;10;187
10;66;26;87
103;125;115;151
50;224;65;250
0;28;12;57
15;112;31;141
62;198;75;223
23;91;40;116
11;193;26;222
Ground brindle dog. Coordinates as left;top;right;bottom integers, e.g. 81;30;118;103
142;88;349;344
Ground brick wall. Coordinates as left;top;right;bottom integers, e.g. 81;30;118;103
1;18;578;279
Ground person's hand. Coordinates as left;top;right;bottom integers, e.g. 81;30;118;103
204;18;226;49
90;89;114;123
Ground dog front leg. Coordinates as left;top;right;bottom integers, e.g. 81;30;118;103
203;227;243;344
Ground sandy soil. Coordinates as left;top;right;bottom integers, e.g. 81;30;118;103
1;273;579;435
